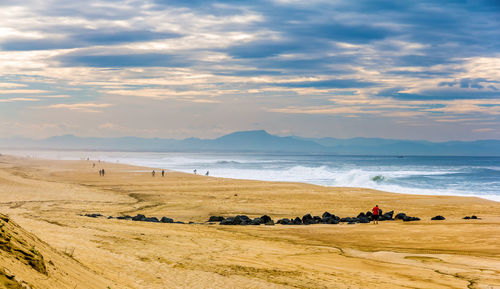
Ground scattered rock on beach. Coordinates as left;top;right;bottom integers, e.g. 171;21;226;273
220;217;234;225
144;217;160;223
260;215;272;224
84;213;102;218
277;218;291;225
161;217;174;223
292;217;302;225
302;214;313;224
132;214;146;221
463;215;481;220
395;213;407;220
403;216;420;222
251;218;263;225
208;216;224;222
431;215;445;220
381;210;394;220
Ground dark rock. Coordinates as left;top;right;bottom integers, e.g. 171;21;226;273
358;217;371;223
265;220;275;226
174;221;185;224
116;215;132;220
260;215;272;223
382;210;394;220
431;215;445;220
160;217;174;223
321;217;339;224
107;216;113;219
292;217;302;225
357;212;366;219
208;216;224;222
365;211;373;218
347;221;356;225
220;217;235;225
403;216;420;222
144;217;159;223
251;218;263;225
313;216;322;224
302;214;313;224
340;217;353;223
395;213;407;220
277;218;291;225
84;213;102;218
463;215;480;220
322;212;332;219
132;214;146;221
235;215;251;225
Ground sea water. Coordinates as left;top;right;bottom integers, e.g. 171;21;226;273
4;150;500;202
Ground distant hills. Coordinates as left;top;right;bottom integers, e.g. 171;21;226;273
1;130;499;156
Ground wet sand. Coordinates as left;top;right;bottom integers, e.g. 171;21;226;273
0;155;499;288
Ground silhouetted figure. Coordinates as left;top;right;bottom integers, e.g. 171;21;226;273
372;205;380;224
102;169;105;176
162;170;165;177
194;169;197;175
152;170;155;177
205;171;209;176
93;163;95;168
99;169;102;176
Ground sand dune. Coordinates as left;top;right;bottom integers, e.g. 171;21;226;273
0;155;499;288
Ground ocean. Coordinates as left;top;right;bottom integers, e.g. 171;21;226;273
4;150;500;202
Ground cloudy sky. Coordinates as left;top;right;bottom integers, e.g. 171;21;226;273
1;0;499;140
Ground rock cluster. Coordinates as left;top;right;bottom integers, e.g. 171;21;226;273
84;213;102;218
463;215;480;219
394;213;420;222
208;210;418;226
431;215;446;220
217;215;274;226
83;213;182;223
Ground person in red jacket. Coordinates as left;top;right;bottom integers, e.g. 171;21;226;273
372;205;380;224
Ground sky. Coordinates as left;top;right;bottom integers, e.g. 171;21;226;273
0;0;499;141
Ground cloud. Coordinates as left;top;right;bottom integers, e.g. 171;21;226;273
38;102;113;113
1;30;182;51
0;83;27;88
378;87;500;101
56;53;189;67
271;79;377;89
1;0;500;140
0;97;40;102
0;89;50;94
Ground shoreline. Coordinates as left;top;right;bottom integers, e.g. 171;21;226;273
3;150;500;203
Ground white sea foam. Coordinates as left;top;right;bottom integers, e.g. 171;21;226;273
3;149;499;202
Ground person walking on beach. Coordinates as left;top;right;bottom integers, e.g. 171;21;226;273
194;169;197;175
152;170;155;177
162;170;165;177
102;169;105;176
372;205;380;224
205;171;209;176
99;169;102;176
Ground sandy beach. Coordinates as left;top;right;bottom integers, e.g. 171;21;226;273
1;154;499;289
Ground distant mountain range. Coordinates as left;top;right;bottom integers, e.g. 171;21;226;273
1;130;499;156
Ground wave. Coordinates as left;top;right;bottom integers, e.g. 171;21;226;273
4;149;498;202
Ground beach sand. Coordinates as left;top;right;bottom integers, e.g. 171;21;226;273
0;154;499;288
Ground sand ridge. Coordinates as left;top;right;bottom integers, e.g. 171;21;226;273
0;155;499;288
